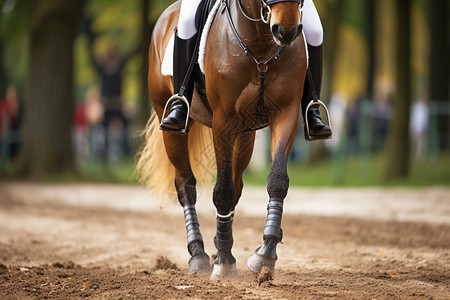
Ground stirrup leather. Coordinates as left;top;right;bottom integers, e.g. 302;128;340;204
160;94;191;134
304;99;332;141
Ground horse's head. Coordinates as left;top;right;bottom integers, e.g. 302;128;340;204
261;0;303;46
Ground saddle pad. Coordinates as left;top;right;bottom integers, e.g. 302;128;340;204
161;0;221;76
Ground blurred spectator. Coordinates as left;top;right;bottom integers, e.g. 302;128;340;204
85;86;105;160
84;15;139;162
90;46;131;162
73;101;88;163
325;93;347;152
346;97;361;154
410;99;429;158
372;94;392;152
0;85;21;161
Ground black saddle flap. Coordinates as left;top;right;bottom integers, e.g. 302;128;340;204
191;0;218;116
195;0;219;32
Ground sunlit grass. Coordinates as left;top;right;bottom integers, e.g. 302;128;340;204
32;158;138;183
77;158;139;183
243;153;450;187
75;153;449;187
7;153;448;187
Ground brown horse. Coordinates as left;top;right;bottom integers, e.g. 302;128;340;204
138;0;306;279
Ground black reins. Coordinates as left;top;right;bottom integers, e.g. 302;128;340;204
222;0;302;132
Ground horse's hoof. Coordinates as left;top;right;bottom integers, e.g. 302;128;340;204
189;254;211;274
247;252;276;274
210;263;238;280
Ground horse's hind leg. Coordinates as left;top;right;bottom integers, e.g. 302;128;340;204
247;104;299;274
162;130;211;274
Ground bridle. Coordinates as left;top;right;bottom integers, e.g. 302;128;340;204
238;0;304;24
222;0;304;132
224;0;303;67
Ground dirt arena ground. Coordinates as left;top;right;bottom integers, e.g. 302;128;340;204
0;183;449;299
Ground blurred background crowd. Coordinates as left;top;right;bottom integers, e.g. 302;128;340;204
0;0;448;186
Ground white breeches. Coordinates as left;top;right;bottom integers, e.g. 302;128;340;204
177;0;323;45
178;0;203;39
302;0;323;46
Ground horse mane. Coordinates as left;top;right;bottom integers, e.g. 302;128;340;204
136;111;216;204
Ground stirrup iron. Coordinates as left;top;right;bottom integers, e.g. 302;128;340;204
159;94;191;134
304;99;332;141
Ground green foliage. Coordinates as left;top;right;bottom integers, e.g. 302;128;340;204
36;158;139;184
3;34;27;87
1;0;30;88
342;0;366;35
150;0;175;22
76;158;139;183
86;0;140;57
75;0;149;102
1;0;29;40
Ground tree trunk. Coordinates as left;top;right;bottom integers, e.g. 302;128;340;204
308;0;345;163
136;0;153;130
429;0;449;151
384;0;411;179
365;0;375;99
0;1;5;97
14;0;80;178
322;0;345;105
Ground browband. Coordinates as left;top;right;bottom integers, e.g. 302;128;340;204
264;0;303;6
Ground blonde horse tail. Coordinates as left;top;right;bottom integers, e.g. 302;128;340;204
136;111;215;205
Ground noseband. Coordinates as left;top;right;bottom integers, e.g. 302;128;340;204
260;0;304;23
238;0;304;24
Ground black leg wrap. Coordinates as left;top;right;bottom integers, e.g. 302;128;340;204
184;205;204;255
263;198;284;243
214;211;236;264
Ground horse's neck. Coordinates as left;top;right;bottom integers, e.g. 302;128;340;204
231;0;274;55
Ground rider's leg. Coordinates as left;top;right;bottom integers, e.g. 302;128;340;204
301;0;331;138
160;0;202;133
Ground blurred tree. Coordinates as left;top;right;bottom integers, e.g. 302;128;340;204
384;0;411;179
321;0;345;108
0;0;30;96
308;0;345;163
0;0;5;97
364;0;375;99
82;0;152;155
14;0;81;177
84;12;140;160
136;0;171;129
136;0;152;130
135;0;174;129
428;0;449;151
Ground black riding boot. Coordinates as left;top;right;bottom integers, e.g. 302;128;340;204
301;42;332;140
160;32;197;133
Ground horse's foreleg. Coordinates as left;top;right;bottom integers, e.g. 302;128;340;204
232;131;256;202
162;131;210;274
247;105;299;274
210;117;238;280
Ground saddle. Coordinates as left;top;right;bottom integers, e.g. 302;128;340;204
190;0;220;117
